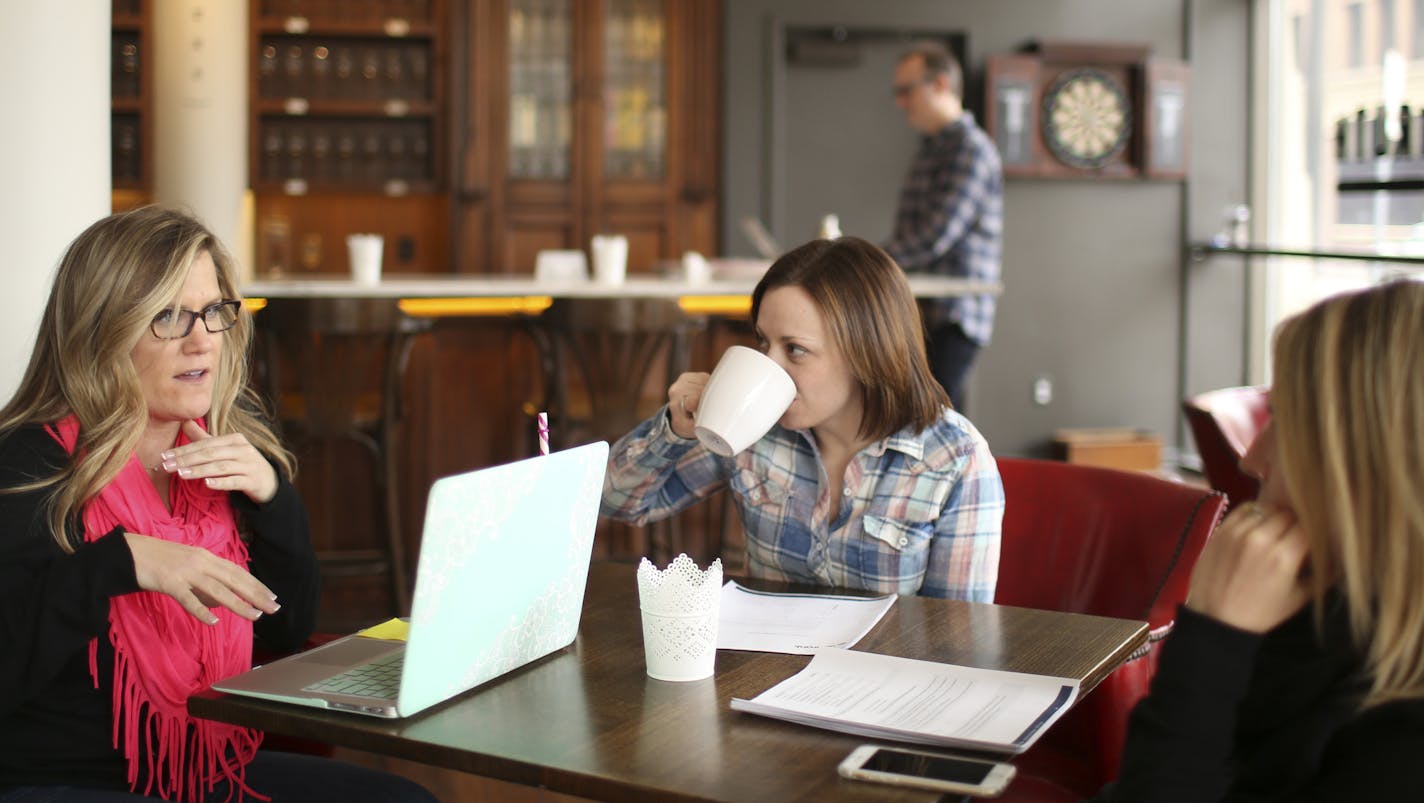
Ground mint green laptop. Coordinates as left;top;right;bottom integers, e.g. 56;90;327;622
212;441;609;718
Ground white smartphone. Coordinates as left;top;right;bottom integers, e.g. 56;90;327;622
837;744;1017;797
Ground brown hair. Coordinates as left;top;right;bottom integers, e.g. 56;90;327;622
1271;279;1424;706
0;205;294;551
898;40;963;98
751;236;949;441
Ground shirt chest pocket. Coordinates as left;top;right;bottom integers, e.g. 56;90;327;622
861;514;934;553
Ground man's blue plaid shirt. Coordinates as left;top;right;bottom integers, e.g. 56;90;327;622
883;111;1003;346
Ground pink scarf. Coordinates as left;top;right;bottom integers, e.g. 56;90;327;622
49;416;263;802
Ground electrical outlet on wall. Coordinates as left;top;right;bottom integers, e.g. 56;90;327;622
1032;375;1053;406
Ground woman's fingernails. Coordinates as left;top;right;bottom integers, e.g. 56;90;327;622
162;460;177;471
161;451;175;460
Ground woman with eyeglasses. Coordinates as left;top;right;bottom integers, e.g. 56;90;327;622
0;207;435;802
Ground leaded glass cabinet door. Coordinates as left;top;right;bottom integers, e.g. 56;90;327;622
508;0;572;181
602;0;665;181
460;0;719;275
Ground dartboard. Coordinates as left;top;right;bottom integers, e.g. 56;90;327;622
1041;67;1132;170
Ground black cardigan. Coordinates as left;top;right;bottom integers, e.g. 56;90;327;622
1094;597;1424;801
0;423;318;792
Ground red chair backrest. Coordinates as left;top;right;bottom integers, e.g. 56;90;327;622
1182;385;1271;509
993;458;1227;797
994;458;1226;630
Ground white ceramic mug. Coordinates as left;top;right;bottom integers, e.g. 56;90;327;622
694;346;796;457
346;233;384;285
682;250;712;284
590;234;628;285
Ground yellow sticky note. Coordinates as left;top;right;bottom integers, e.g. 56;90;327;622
356;618;410;641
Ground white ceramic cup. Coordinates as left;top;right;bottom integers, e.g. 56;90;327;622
590;234;628;285
682;250;712;284
346;233;384;285
694;346;796;457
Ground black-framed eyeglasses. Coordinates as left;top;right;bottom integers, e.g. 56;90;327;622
150;300;242;340
891;75;933;99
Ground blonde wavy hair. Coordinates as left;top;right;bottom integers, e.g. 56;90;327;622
0;205;294;552
1271;279;1424;706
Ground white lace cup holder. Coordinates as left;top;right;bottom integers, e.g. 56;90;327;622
636;554;723;681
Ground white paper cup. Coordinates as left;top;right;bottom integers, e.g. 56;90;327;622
591;234;628;285
694;346;796;457
637;555;722;682
346;234;384;285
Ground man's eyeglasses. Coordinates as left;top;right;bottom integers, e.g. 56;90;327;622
150;300;242;340
892;75;933;99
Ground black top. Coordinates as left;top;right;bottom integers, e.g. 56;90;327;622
1094;599;1424;801
0;423;318;791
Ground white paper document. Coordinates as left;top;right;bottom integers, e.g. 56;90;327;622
716;581;896;655
730;648;1079;754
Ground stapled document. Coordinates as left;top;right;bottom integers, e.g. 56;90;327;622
731;648;1079;754
716;581;896;655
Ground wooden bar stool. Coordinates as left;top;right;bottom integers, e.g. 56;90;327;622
528;297;706;563
256;297;431;619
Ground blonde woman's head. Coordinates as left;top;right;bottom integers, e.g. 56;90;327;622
1268;279;1424;703
1;206;290;549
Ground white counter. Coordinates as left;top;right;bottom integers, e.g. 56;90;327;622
241;273;1003;300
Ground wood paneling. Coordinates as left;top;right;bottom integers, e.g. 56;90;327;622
255;193;449;276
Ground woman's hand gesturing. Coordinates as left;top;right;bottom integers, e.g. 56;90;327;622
124;532;279;625
160;419;279;504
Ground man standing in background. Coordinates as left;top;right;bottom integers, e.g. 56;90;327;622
883;41;1002;414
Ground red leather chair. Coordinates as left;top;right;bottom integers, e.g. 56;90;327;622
1182;385;1271;510
993;458;1227;801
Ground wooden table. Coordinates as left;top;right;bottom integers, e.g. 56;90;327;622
191;564;1146;802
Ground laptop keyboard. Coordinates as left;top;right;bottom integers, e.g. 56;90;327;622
303;651;405;699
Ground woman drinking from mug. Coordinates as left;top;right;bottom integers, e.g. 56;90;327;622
601;236;1003;600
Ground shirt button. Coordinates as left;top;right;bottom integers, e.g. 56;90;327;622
842;487;852;496
898;536;909;547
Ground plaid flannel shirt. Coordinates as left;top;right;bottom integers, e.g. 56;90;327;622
601;406;1002;601
883;112;1003;346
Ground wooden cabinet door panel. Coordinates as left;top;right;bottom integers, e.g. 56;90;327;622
455;0;720;272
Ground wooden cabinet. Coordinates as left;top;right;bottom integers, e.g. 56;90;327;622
249;0;449;276
454;0;720;274
246;0;719;278
111;0;153;212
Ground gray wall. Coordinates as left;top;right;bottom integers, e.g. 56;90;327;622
722;0;1250;459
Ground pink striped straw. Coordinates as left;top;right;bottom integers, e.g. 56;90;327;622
537;411;550;456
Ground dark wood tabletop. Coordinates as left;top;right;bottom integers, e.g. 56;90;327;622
190;562;1147;802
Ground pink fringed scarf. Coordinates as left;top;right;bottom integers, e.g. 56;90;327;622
49;416;264;802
